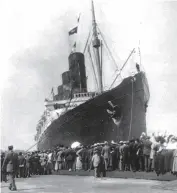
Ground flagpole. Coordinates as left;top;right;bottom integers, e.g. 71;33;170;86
76;13;81;52
68;30;72;55
138;21;142;66
68;13;81;54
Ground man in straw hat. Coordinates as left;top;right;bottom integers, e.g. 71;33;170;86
90;148;106;177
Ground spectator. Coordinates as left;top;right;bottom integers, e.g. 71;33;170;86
2;145;18;191
102;141;110;170
18;152;26;178
142;136;152;172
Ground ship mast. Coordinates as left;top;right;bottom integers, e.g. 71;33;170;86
91;0;103;93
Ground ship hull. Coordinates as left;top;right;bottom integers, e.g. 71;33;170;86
37;72;150;150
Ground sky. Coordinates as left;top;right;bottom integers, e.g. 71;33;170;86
0;0;177;150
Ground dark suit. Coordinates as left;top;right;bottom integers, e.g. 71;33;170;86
2;150;18;190
1;154;7;182
136;143;144;171
25;155;32;177
65;149;75;170
114;145;120;170
123;145;130;171
88;148;93;169
143;139;152;171
129;142;138;172
102;145;111;170
18;155;26;178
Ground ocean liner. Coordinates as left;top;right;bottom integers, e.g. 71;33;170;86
34;0;150;151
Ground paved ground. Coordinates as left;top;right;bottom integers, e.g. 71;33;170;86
1;175;177;193
53;170;177;181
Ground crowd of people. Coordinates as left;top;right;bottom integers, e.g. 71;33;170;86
1;132;177;187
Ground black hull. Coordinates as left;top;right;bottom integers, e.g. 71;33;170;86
37;72;150;150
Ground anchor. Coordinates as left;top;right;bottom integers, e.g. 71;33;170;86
106;101;122;126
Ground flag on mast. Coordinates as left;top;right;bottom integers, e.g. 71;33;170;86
68;13;81;53
69;26;78;36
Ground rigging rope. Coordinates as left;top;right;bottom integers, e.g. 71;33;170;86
109;48;135;90
97;27;119;71
88;45;99;90
138;46;142;66
83;27;93;54
26;142;38;152
128;78;134;140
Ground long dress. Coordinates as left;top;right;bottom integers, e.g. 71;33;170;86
47;153;53;172
76;156;82;170
76;149;83;170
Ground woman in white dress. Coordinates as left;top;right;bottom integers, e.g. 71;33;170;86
76;148;82;170
40;152;48;175
150;134;159;171
47;151;53;174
